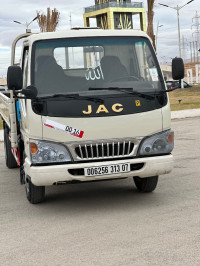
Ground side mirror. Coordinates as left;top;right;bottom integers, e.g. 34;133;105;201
22;86;38;99
7;66;23;90
172;57;184;80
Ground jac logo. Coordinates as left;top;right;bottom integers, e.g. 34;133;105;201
82;103;123;115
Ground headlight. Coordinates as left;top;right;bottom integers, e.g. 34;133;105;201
138;130;174;156
30;139;72;164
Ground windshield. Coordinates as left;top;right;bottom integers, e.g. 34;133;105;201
32;36;165;97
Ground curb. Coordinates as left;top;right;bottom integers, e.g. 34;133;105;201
171;108;200;120
0;109;199;142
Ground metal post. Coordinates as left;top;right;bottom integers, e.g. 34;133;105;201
156;22;159;49
190;42;192;63
196;41;199;63
193;41;196;62
177;7;181;58
155;22;163;51
159;1;195;58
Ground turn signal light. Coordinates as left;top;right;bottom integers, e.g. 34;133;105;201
30;142;38;154
168;132;174;143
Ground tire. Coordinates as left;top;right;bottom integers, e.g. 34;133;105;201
4;126;18;169
25;176;45;204
133;176;158;193
20;148;25;185
20;165;25;184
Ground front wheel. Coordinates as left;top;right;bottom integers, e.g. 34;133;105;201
25;176;45;204
133;176;158;193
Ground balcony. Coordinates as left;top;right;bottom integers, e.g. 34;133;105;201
84;2;143;13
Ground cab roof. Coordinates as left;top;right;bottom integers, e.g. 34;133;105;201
25;29;150;45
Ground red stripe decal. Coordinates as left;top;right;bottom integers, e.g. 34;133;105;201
44;123;55;129
78;131;84;138
44;120;84;138
70;131;84;138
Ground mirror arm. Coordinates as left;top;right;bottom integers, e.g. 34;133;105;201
12;86;38;99
12;89;34;99
13;89;26;99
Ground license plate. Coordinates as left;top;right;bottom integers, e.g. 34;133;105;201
84;163;130;177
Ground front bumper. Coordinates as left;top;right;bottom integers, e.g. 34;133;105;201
25;155;173;186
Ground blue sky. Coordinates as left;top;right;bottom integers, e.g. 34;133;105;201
0;0;200;77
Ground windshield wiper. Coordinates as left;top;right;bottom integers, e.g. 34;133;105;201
89;87;155;100
37;93;104;103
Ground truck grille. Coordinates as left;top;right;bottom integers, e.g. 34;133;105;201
75;141;134;160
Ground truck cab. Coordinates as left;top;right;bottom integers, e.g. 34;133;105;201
0;29;184;204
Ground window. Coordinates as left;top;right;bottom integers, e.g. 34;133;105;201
54;46;103;69
22;47;29;88
32;37;164;96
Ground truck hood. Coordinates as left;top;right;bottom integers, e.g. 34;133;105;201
42;108;164;143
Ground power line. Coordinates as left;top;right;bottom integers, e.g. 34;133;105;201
153;21;198;32
181;35;189;61
159;0;195;57
191;11;200;45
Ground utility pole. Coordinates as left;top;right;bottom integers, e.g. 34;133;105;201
177;6;181;57
190;42;193;63
14;16;38;33
193;41;196;62
195;41;198;62
159;0;195;58
182;35;187;62
191;11;200;46
155;21;163;50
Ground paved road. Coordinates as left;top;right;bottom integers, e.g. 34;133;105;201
0;117;200;266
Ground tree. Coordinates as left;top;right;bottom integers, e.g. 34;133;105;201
147;0;156;50
37;7;60;32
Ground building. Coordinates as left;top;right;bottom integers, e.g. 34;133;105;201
160;65;172;81
184;62;200;84
83;0;146;31
160;62;200;84
0;78;6;86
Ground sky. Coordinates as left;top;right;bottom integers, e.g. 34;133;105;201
0;0;200;77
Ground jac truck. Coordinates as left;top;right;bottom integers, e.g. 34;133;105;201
0;29;184;204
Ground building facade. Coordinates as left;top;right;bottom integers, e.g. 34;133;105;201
83;0;146;31
184;62;200;84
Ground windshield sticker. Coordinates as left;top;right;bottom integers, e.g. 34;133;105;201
44;119;84;138
149;68;158;81
85;65;104;81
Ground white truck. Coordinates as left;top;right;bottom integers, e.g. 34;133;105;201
0;29;184;204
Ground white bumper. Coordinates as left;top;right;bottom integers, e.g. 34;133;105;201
25;155;173;186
